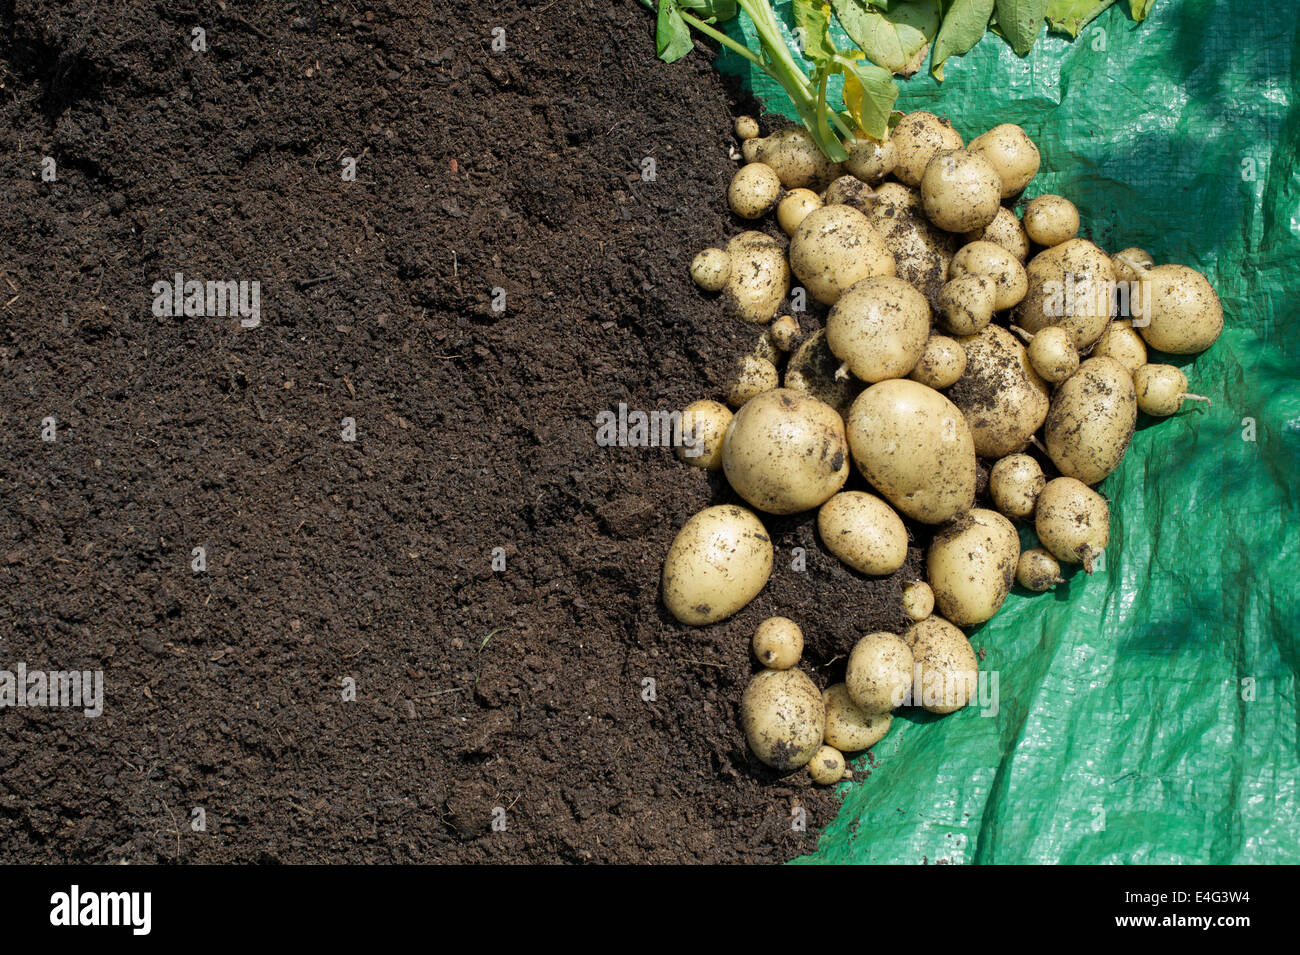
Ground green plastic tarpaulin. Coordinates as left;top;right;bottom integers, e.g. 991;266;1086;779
719;0;1300;864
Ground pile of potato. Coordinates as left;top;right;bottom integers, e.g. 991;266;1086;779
666;112;1224;783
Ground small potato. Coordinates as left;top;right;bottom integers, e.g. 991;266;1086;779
808;745;848;784
770;314;802;351
866;182;958;303
1134;364;1211;416
723;231;790;324
735;115;760;140
823;683;892;752
741;668;825;770
891;111;964;187
777;188;823;235
947;324;1050;459
1091;320;1148;375
950;241;1028;311
909;335;967;390
927;508;1019;627
676;399;732;470
725;354;779;408
965;206;1030;261
1133;264;1224;355
728;162;782;220
749;127;841;189
938;274;996;336
903;616;978;715
1044;356;1137;485
845;632;915;715
1026;325;1080;383
785;329;861;417
1016;548;1064;591
1022;194;1079;247
921;148;1002;233
1111;247;1154;284
826;276;930;383
1016;238;1117;348
741;137;761;163
789;205;896;306
847;380;977;524
753;616;803;670
988;453;1045;520
690;248;730;292
662;505;773;625
822;174;876;215
722;388;850;514
818;491;908;576
902;581;935;621
845;136;895;182
1035;477;1109;573
967;123;1040;197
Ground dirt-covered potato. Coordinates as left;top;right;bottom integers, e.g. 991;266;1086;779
784;329;861;417
938;274;996;336
902;580;935;621
1025;325;1080;384
927;508;1019;626
728;162;782;220
844;136;895;182
1134;364;1211;416
846;632;915;715
662;504;773;625
1035;477;1109;573
741;667;825;770
789;205;896;306
891;111;964;187
950;241;1028;311
808;745;848;784
1022;194;1079;247
753;328;782;366
1016;238;1116;347
1091;320;1148;375
723;231;790;324
770;314;802;351
909;335;967;389
1016;548;1065;591
946;324;1050;458
735;115;760;140
822;174;876;214
1111;247;1154;284
967;123;1040;197
777;188;823;235
676;399;732;470
903;616;979;715
921;148;1001;233
722;388;850;514
748;126;841;189
865;182;958;303
1132;264;1224;354
725;354;779;407
964;206;1030;261
823;683;892;752
753;616;803;670
826;276;930;383
690;248;730;292
988;453;1045;520
846;379;977;524
1044;356;1137;485
817;491;908;576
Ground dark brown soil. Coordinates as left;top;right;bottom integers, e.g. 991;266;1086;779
0;0;923;863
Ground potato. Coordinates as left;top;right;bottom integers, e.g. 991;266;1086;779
822;174;876;214
808;745;848;784
967;123;1040;197
722;388;850;514
1133;264;1224;354
865;182;958;302
749;127;841;189
946;324;1050;458
785;328;861;416
964;206;1030;261
1016;548;1064;591
741;137;761;164
789;205;896;306
690;248;730;292
728;162;782;219
891;111;964;187
927;508;1019;626
818;491;908;576
845;632;915;715
1025;325;1080;384
722;231;790;324
1035;477;1109;573
1134;364;1211;416
753;616;803;670
753;328;782;366
909;335;967;389
938;274;996;336
903;616;978;715
735;115;760;140
988;453;1045;520
1022;194;1079;247
662;504;773;625
1111;247;1154;284
846;379;977;524
777;188;823;235
1091;320;1147;375
902;580;934;621
1015;238;1116;348
1044;356;1137;485
826;276;930;383
770;314;802;351
725;354;779;408
676;399;732;470
844;136;895;182
823;683;892;752
741;668;826;770
921;148;1001;233
950;241;1028;311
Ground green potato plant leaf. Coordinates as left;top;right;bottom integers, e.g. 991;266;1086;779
1129;0;1156;20
1045;0;1116;37
832;0;941;76
932;0;995;80
994;0;1048;55
655;0;695;62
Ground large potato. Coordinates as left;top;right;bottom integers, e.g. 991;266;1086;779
846;379;977;525
826;276;930;383
789;205;896;306
662;505;772;626
967;123;1040;197
920;148;1001;233
927;508;1019;626
1044;356;1137;485
904;617;979;714
741;668;826;770
866;182;957;303
722;231;790;324
1015;238;1116;348
817;491;908;576
784;329;862;416
946;324;1050;458
723;389;849;514
845;632;915;715
891;111;964;187
823;683;892;752
749;127;841;189
1035;477;1110;573
1133;264;1224;354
